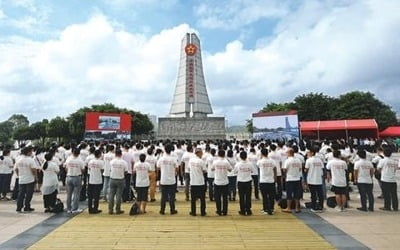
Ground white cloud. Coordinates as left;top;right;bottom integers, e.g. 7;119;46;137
195;0;290;30
0;0;399;127
0;9;6;19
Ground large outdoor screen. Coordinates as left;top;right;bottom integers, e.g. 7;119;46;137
252;111;300;141
85;112;132;140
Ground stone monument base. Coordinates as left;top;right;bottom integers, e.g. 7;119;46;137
157;117;225;141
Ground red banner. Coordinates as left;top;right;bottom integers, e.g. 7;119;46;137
85;112;132;132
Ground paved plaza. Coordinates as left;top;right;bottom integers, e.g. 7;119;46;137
0;174;399;250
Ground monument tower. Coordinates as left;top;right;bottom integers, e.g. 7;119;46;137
170;33;213;118
158;33;225;140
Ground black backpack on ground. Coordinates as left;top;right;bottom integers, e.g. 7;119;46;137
326;196;337;208
53;199;64;213
129;202;140;216
278;199;296;209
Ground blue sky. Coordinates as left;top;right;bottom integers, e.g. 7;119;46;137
0;0;399;126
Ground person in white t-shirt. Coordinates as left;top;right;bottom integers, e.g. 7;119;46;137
211;150;233;216
188;148;207;216
326;150;348;212
234;151;254;216
15;146;37;213
109;149;128;215
102;144;115;202
65;148;85;214
269;144;282;200
41;151;59;213
0;149;14;200
206;148;217;201
181;144;195;201
145;147;157;202
87;150;104;214
122;144;134;202
257;148;276;215
248;148;260;200
305;147;324;212
157;144;178;215
377;148;399;211
226;150;237;201
282;148;302;213
134;153;151;213
354;149;374;212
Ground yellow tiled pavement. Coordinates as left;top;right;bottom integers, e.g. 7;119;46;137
29;193;333;250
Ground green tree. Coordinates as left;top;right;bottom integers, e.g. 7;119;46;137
67;103;153;141
245;119;253;134
13;126;34;147
333;91;397;129
260;102;295;112
7;114;29;129
48;117;70;142
30;119;49;146
0;121;14;145
294;92;337;121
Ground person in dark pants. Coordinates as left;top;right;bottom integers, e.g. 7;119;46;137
234;151;254;216
248;148;260;200
212;150;233;216
157;144;178;215
206;148;217;201
282;148;303;214
41;151;59;212
377;148;399;211
304;147;324;212
226;150;237;201
87;150;104;214
354;149;374;212
15;146;37;212
0;149;13;200
109;149;128;215
188;148;207;216
257;148;277;215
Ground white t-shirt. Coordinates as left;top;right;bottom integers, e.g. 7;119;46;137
0;156;13;174
268;151;282;176
145;154;157;172
65;155;85;177
212;157;232;186
122;151;134;174
42;160;59;187
181;151;195;173
282;156;302;182
206;155;217;178
227;157;237;177
157;154;178;185
234;160;253;182
326;158;347;187
134;162;150;187
103;152;115;177
188;156;207;186
354;159;373;184
247;153;259;176
15;155;37;184
88;158;104;185
305;156;324;185
110;158;128;180
257;157;276;183
377;157;398;183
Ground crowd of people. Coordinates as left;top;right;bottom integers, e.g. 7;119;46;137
0;137;399;216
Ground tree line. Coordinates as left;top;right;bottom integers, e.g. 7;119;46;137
0;103;154;147
247;91;398;133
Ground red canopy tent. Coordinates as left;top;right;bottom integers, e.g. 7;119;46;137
300;119;378;140
379;126;400;138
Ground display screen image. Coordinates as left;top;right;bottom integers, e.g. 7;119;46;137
252;111;300;141
98;116;121;130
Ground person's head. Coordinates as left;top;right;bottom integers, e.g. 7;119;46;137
164;144;173;154
195;148;203;158
357;149;366;159
89;146;96;154
218;150;225;158
210;148;216;156
72;147;80;157
333;150;341;158
147;147;154;155
383;148;392;157
307;147;317;157
239;151;247;161
94;149;102;158
227;149;234;158
270;144;276;151
22;146;33;156
186;144;193;152
115;149;122;157
286;148;294;157
261;148;268;157
139;153;146;162
42;152;54;170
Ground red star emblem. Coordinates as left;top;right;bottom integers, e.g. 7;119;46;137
185;44;197;56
